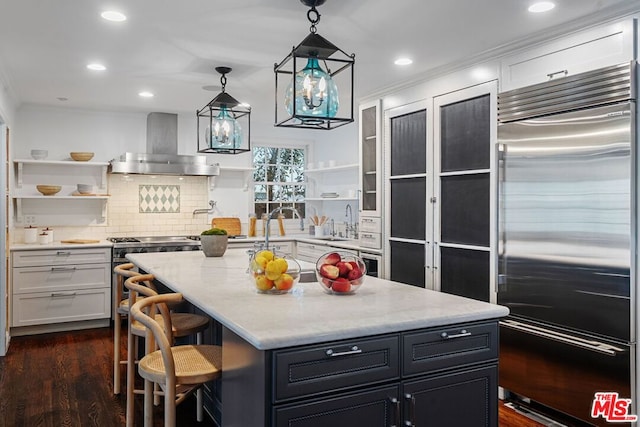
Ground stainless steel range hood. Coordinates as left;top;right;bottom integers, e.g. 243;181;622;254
109;112;220;176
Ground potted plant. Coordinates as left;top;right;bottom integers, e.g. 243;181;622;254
200;227;228;257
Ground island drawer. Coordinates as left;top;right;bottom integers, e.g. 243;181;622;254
273;335;399;402
402;321;498;377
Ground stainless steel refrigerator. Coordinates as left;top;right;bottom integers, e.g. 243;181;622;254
497;62;636;426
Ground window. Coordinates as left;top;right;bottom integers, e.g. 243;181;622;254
252;146;306;219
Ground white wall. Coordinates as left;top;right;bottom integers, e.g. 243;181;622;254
9;103;361;240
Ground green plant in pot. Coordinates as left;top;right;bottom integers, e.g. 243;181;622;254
200;227;228;257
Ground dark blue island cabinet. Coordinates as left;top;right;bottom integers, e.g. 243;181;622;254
220;320;498;427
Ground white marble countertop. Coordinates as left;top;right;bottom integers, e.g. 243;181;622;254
228;234;380;254
127;249;508;350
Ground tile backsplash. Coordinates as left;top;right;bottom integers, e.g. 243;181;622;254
12;174;212;242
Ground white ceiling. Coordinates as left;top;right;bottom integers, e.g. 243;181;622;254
0;0;637;115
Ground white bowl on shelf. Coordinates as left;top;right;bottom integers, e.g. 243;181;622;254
30;149;48;160
76;184;94;194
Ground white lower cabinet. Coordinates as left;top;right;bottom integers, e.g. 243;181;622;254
11;247;111;331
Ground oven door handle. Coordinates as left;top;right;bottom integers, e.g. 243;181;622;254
500;319;625;356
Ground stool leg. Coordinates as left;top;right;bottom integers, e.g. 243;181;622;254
144;378;154;427
197;330;204;422
126;318;135;427
114;313;121;395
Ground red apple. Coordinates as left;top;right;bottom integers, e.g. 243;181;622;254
347;268;363;281
348;261;360;270
332;278;352;293
319;264;340;279
324;252;341;265
321;277;333;289
336;261;352;277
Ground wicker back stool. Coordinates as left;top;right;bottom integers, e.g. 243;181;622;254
130;291;222;427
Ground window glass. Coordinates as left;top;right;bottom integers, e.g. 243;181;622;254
253;146;306;219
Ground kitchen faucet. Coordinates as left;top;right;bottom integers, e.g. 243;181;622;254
344;204;357;238
193;200;216;216
264;207;303;251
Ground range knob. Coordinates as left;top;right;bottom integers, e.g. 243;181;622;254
174;246;183;252
192;246;201;251
138;248;148;253
118;250;128;258
159;246;168;252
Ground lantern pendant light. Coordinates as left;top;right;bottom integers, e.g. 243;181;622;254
197;67;251;154
274;0;355;130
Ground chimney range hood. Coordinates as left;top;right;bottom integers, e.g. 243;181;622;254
109;112;220;176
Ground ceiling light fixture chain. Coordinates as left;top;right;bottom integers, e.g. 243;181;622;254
307;6;320;34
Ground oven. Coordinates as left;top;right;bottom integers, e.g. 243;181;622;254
108;236;201;319
360;251;382;278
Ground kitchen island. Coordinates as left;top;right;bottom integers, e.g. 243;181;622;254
127;249;508;427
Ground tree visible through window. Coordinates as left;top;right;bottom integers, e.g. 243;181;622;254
252;146;306;219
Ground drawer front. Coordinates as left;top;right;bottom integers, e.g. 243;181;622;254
295;243;327;263
270;242;293;256
402;322;498;377
12;262;110;294
12;247;111;267
12;288;111;327
274;335;400;402
360;217;381;233
359;232;381;249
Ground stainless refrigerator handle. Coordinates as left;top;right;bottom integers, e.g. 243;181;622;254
496;143;507;290
500;320;625;356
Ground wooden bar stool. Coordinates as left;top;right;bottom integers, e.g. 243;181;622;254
125;274;212;427
130;292;222;427
113;263;142;395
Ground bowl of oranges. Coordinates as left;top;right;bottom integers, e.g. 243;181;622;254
248;249;300;294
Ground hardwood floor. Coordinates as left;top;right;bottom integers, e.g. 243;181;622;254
0;327;544;427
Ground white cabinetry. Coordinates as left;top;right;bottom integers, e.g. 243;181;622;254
359;100;382;248
11;247;111;334
295;241;357;263
500;18;635;92
12;159;110;226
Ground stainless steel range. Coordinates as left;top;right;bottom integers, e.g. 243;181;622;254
109;236;201;319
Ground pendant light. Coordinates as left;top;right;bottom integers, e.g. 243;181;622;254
274;0;355;130
197;67;251;154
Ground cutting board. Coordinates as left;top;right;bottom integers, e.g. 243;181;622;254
211;217;242;236
61;239;101;244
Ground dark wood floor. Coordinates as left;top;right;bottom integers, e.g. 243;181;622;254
0;327;545;427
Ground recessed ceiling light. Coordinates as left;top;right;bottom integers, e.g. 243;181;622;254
138;91;154;98
87;63;106;71
57;97;68;102
394;58;413;66
528;2;555;13
101;11;127;22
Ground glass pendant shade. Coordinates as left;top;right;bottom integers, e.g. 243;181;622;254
206;105;242;149
285;57;339;118
197;66;251;154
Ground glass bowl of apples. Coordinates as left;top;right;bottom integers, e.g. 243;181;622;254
315;251;367;295
249;249;300;294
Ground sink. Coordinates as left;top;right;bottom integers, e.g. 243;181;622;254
299;271;317;283
312;236;351;242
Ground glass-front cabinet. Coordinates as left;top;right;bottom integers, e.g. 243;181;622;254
359;100;382;249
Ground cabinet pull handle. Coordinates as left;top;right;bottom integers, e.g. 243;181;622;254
56;251;71;256
546;69;568;79
389;397;400;427
51;267;76;272
440;329;471;339
325;345;362;357
51;292;77;298
404;393;416;426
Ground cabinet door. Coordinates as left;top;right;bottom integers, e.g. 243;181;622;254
386;101;431;289
402;365;498;427
499;18;634;91
433;82;496;303
274;385;399;427
359;100;382;217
